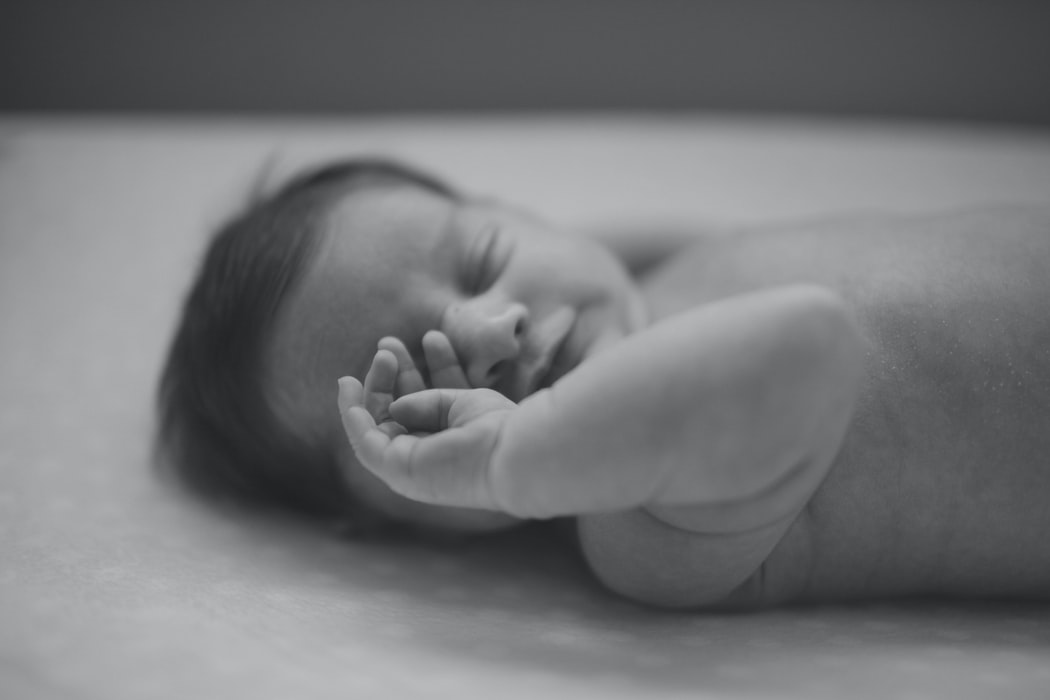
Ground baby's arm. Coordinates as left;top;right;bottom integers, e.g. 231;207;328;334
340;284;863;528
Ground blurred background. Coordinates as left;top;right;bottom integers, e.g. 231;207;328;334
3;0;1049;126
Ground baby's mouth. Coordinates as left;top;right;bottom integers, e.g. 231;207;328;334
523;306;577;396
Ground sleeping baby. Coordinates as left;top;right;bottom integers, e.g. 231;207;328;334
159;158;1050;609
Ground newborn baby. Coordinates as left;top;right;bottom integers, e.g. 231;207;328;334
160;158;1050;609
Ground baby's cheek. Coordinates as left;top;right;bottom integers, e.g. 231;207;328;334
585;326;626;359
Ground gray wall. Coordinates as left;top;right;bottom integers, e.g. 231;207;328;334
4;0;1049;126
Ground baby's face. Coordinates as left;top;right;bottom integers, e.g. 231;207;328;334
270;183;647;532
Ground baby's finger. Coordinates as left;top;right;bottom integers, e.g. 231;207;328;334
337;375;364;411
363;349;398;420
347;406;393;469
339;377;407;466
423;330;470;389
390;387;515;432
338;377;373;446
338;401;418;491
377;336;427;396
388;388;462;433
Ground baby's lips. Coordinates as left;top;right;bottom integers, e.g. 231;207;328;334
523;306;578;394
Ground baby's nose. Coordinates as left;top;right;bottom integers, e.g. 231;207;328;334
444;300;529;388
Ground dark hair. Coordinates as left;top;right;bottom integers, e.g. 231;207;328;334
157;157;458;522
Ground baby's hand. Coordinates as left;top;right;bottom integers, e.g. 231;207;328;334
337;332;518;510
376;330;472;396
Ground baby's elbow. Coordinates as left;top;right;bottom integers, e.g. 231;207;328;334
782;285;865;407
779;286;866;479
577;511;774;611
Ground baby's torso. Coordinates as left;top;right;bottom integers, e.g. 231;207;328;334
617;210;1050;605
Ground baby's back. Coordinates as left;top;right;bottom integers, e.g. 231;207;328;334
605;207;1050;606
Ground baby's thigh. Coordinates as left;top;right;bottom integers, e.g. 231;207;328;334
577;506;806;609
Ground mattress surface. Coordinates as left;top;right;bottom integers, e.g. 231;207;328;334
2;115;1049;699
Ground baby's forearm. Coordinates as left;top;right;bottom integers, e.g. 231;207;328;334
489;285;864;521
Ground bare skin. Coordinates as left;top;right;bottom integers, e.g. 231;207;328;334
633;207;1050;605
304;188;1050;609
340;283;864;609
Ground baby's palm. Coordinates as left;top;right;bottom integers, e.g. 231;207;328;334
338;333;517;510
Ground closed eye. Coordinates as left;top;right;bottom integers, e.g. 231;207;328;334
468;224;508;294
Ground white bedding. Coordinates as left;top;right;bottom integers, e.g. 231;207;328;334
2;114;1049;699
